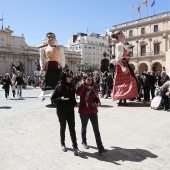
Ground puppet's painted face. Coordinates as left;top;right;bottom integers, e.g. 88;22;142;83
14;61;20;67
118;31;125;43
46;33;56;45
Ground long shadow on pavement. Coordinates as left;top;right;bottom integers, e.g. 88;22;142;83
46;104;56;108
82;146;157;165
100;105;114;108
0;106;12;109
117;102;150;107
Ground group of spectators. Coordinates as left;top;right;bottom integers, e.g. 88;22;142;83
71;69;170;110
1;72;44;99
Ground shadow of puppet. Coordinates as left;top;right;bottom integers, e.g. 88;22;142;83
82;146;157;165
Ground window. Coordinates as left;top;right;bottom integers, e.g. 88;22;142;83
84;46;87;48
154;25;158;32
129;30;133;36
141;27;145;34
92;46;95;49
154;43;160;55
141;45;146;56
89;46;91;49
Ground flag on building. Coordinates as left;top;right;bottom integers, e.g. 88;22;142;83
138;4;141;13
151;0;155;7
129;6;134;11
142;0;147;6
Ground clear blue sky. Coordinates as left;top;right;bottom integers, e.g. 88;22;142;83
0;0;169;46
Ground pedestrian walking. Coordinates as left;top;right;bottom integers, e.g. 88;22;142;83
76;73;107;154
15;72;24;98
11;81;16;98
2;73;12;99
51;70;82;156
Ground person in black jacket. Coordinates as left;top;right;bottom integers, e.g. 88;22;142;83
100;52;109;73
51;70;82;156
3;73;12;99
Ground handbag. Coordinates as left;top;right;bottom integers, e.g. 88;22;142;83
2;85;5;89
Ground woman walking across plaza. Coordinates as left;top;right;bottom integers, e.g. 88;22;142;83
76;73;107;154
51;70;82;156
110;31;138;103
2;73;12;99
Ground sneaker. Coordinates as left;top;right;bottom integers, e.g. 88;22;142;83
73;148;82;156
82;143;89;149
99;148;107;154
61;145;68;152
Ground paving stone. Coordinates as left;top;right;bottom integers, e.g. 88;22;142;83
0;87;170;170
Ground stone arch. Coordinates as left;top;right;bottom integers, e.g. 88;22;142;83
138;63;148;73
129;63;135;71
151;62;162;72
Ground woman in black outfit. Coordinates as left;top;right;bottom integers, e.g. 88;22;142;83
3;73;12;99
51;70;81;156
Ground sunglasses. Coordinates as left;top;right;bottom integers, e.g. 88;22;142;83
67;75;73;78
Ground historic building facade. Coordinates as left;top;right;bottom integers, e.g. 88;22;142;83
0;28;81;76
68;32;110;69
0;26;39;76
108;11;170;73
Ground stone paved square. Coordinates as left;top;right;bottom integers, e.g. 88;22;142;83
0;86;170;170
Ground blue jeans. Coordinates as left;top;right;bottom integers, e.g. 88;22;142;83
17;85;22;97
80;113;104;150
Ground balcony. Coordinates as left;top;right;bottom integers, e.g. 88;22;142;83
129;51;165;57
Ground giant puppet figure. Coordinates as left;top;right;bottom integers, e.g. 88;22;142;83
12;60;23;82
110;30;138;101
39;32;65;101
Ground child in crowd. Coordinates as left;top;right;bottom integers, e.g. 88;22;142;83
11;81;16;98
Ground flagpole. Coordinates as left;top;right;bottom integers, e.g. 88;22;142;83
154;0;156;15
133;4;134;20
2;13;3;29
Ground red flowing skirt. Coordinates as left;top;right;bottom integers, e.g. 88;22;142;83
112;59;138;101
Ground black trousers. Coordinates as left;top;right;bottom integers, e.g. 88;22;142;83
4;87;10;98
57;108;77;149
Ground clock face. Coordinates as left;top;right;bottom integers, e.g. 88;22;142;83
1;38;4;41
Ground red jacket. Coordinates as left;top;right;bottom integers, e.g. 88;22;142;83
76;83;100;114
